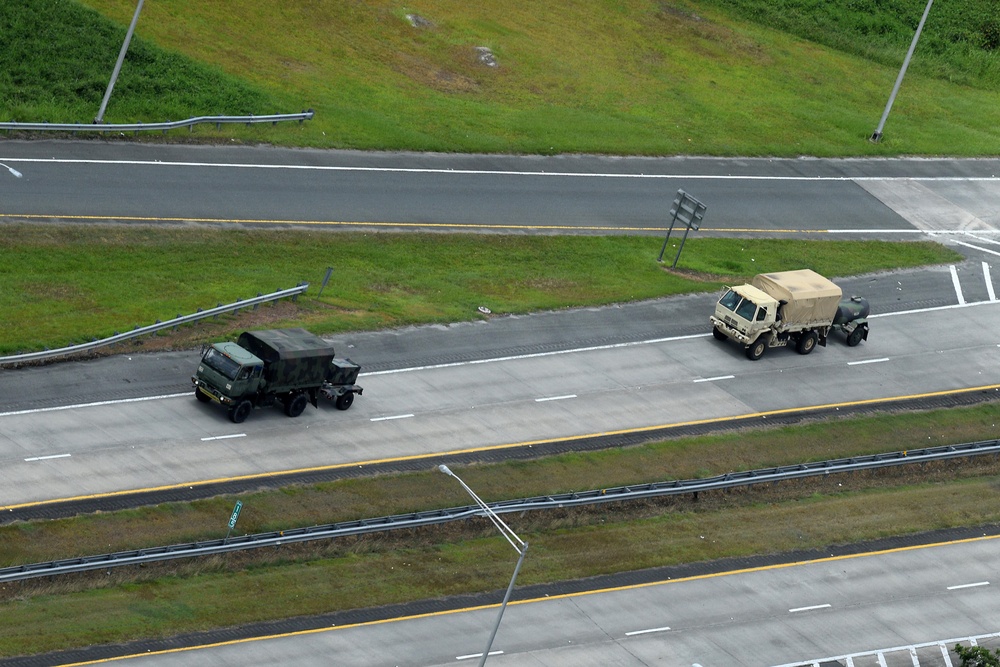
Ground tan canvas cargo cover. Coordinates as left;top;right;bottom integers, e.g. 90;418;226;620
751;269;842;326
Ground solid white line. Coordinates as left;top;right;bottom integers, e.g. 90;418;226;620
694;375;735;383
0;392;189;418
954;240;1000;259
625;626;671;636
535;394;577;402
847;358;890;366
947;581;989;590
200;434;247;442
941;643;955;667
370;414;414;422
456;650;503;660
789;603;831;613
24;453;71;462
4;156;999;181
985;261;997;302
950;264;966;306
4;157;1000;183
366;333;709;376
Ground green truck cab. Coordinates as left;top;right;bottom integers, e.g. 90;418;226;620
192;328;362;423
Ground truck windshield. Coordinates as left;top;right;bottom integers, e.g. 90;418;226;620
202;348;241;381
719;290;757;321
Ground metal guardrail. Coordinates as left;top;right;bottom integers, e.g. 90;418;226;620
0;110;313;134
0;284;308;366
2;439;998;583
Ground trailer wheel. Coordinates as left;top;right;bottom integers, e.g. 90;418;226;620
745;338;767;361
847;326;865;347
195;387;212;403
797;331;818;355
229;400;253;424
285;393;309;418
335;392;355;411
712;326;728;341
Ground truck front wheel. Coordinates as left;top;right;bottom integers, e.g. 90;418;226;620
797;331;818;355
712;326;728;341
195;387;212;403
229;400;253;424
745;338;767;361
285;393;309;418
335;392;354;410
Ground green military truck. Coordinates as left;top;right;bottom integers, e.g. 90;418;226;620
192;328;362;423
710;269;870;360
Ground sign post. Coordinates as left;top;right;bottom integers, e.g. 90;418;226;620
318;267;334;296
225;500;243;541
657;189;706;268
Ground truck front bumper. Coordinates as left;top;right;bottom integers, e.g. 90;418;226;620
191;377;234;405
710;316;751;344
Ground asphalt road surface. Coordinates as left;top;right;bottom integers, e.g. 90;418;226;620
1;141;999;235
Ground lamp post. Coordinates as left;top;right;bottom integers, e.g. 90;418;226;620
438;464;528;667
870;0;934;142
0;162;22;178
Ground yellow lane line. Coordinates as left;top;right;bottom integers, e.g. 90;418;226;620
0;212;826;233
4;382;998;513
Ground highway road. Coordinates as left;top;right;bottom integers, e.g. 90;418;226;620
1;141;999;235
4;143;1000;665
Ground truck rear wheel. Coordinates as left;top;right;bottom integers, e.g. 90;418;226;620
195;387;212;403
285;393;309;418
797;331;818;355
847;326;865;347
745;338;767;361
335;392;354;410
229;400;253;424
712;326;728;341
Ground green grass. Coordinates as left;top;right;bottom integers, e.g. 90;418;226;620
1;0;998;155
0;225;959;354
2;402;1000;656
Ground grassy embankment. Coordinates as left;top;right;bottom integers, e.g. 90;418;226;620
0;224;959;354
1;0;998;155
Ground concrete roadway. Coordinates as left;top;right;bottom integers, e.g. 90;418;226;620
88;529;1000;666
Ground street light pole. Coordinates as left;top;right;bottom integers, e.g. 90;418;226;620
95;0;145;123
438;464;528;667
870;0;934;142
0;162;22;178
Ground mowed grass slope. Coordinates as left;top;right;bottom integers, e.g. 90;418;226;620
0;225;959;354
0;0;997;154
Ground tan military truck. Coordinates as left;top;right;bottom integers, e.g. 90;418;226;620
710;269;869;360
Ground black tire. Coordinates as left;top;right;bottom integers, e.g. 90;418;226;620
797;331;818;355
195;387;212;403
285;393;309;418
745;338;767;361
228;400;253;424
335;392;355;411
712;326;728;341
847;326;865;347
